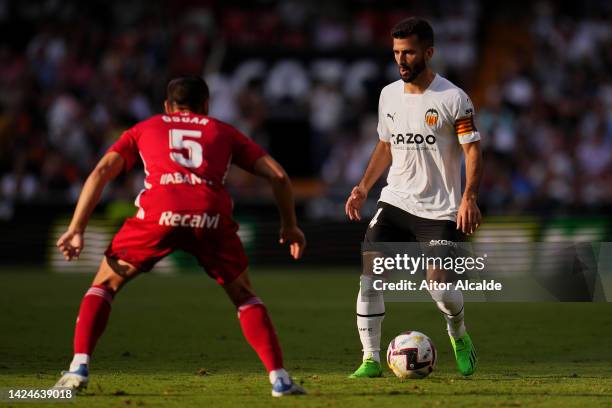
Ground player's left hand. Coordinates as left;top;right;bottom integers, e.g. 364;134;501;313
279;226;306;260
456;197;481;235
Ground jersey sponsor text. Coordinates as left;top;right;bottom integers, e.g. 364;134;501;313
158;211;220;229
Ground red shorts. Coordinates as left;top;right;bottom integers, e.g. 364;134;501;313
105;211;248;284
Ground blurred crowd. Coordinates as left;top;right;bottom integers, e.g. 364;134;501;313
0;0;610;219
478;1;612;214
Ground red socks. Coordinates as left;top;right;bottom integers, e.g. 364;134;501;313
238;298;283;372
73;285;114;355
71;287;282;373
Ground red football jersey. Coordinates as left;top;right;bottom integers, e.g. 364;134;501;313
107;111;266;219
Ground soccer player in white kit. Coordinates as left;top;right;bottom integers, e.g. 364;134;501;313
345;17;483;378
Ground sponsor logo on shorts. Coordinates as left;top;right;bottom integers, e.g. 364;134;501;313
428;239;457;247
159;211;220;229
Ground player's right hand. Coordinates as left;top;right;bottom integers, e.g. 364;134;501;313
345;185;368;221
56;229;84;261
279;226;306;260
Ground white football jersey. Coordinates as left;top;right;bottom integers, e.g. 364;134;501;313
377;74;480;221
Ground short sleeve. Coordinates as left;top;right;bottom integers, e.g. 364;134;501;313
107;127;140;172
377;90;391;142
453;90;481;144
231;127;267;172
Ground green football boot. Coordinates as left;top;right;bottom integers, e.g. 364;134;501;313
349;354;383;378
450;332;477;376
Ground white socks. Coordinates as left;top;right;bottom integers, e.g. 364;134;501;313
269;368;290;384
357;315;383;363
356;272;466;364
356;275;385;362
428;288;466;339
69;353;90;372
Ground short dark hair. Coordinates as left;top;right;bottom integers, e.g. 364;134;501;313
166;76;209;113
391;17;434;49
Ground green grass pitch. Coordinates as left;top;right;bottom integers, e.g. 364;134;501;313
0;268;611;407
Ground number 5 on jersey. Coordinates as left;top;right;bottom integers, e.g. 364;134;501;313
169;129;203;168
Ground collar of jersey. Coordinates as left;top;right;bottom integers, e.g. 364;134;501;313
402;73;438;97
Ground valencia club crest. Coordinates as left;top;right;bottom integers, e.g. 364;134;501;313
425;109;439;127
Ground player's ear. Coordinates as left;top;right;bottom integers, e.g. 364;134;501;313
163;100;172;114
425;46;434;62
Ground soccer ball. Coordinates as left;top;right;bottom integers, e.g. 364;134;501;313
387;331;436;379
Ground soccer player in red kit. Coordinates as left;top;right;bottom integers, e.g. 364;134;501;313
53;77;307;397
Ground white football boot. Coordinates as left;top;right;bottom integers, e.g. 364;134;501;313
53;364;89;390
271;377;307;397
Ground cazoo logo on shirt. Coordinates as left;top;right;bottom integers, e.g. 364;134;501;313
390;133;436;149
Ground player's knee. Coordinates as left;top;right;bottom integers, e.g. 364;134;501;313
362;250;386;276
360;274;382;298
223;273;256;307
229;286;257;307
426;267;456;283
223;276;264;317
93;257;137;295
427;286;463;316
93;274;125;295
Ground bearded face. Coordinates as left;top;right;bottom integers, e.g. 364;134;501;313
393;36;431;83
398;54;426;83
